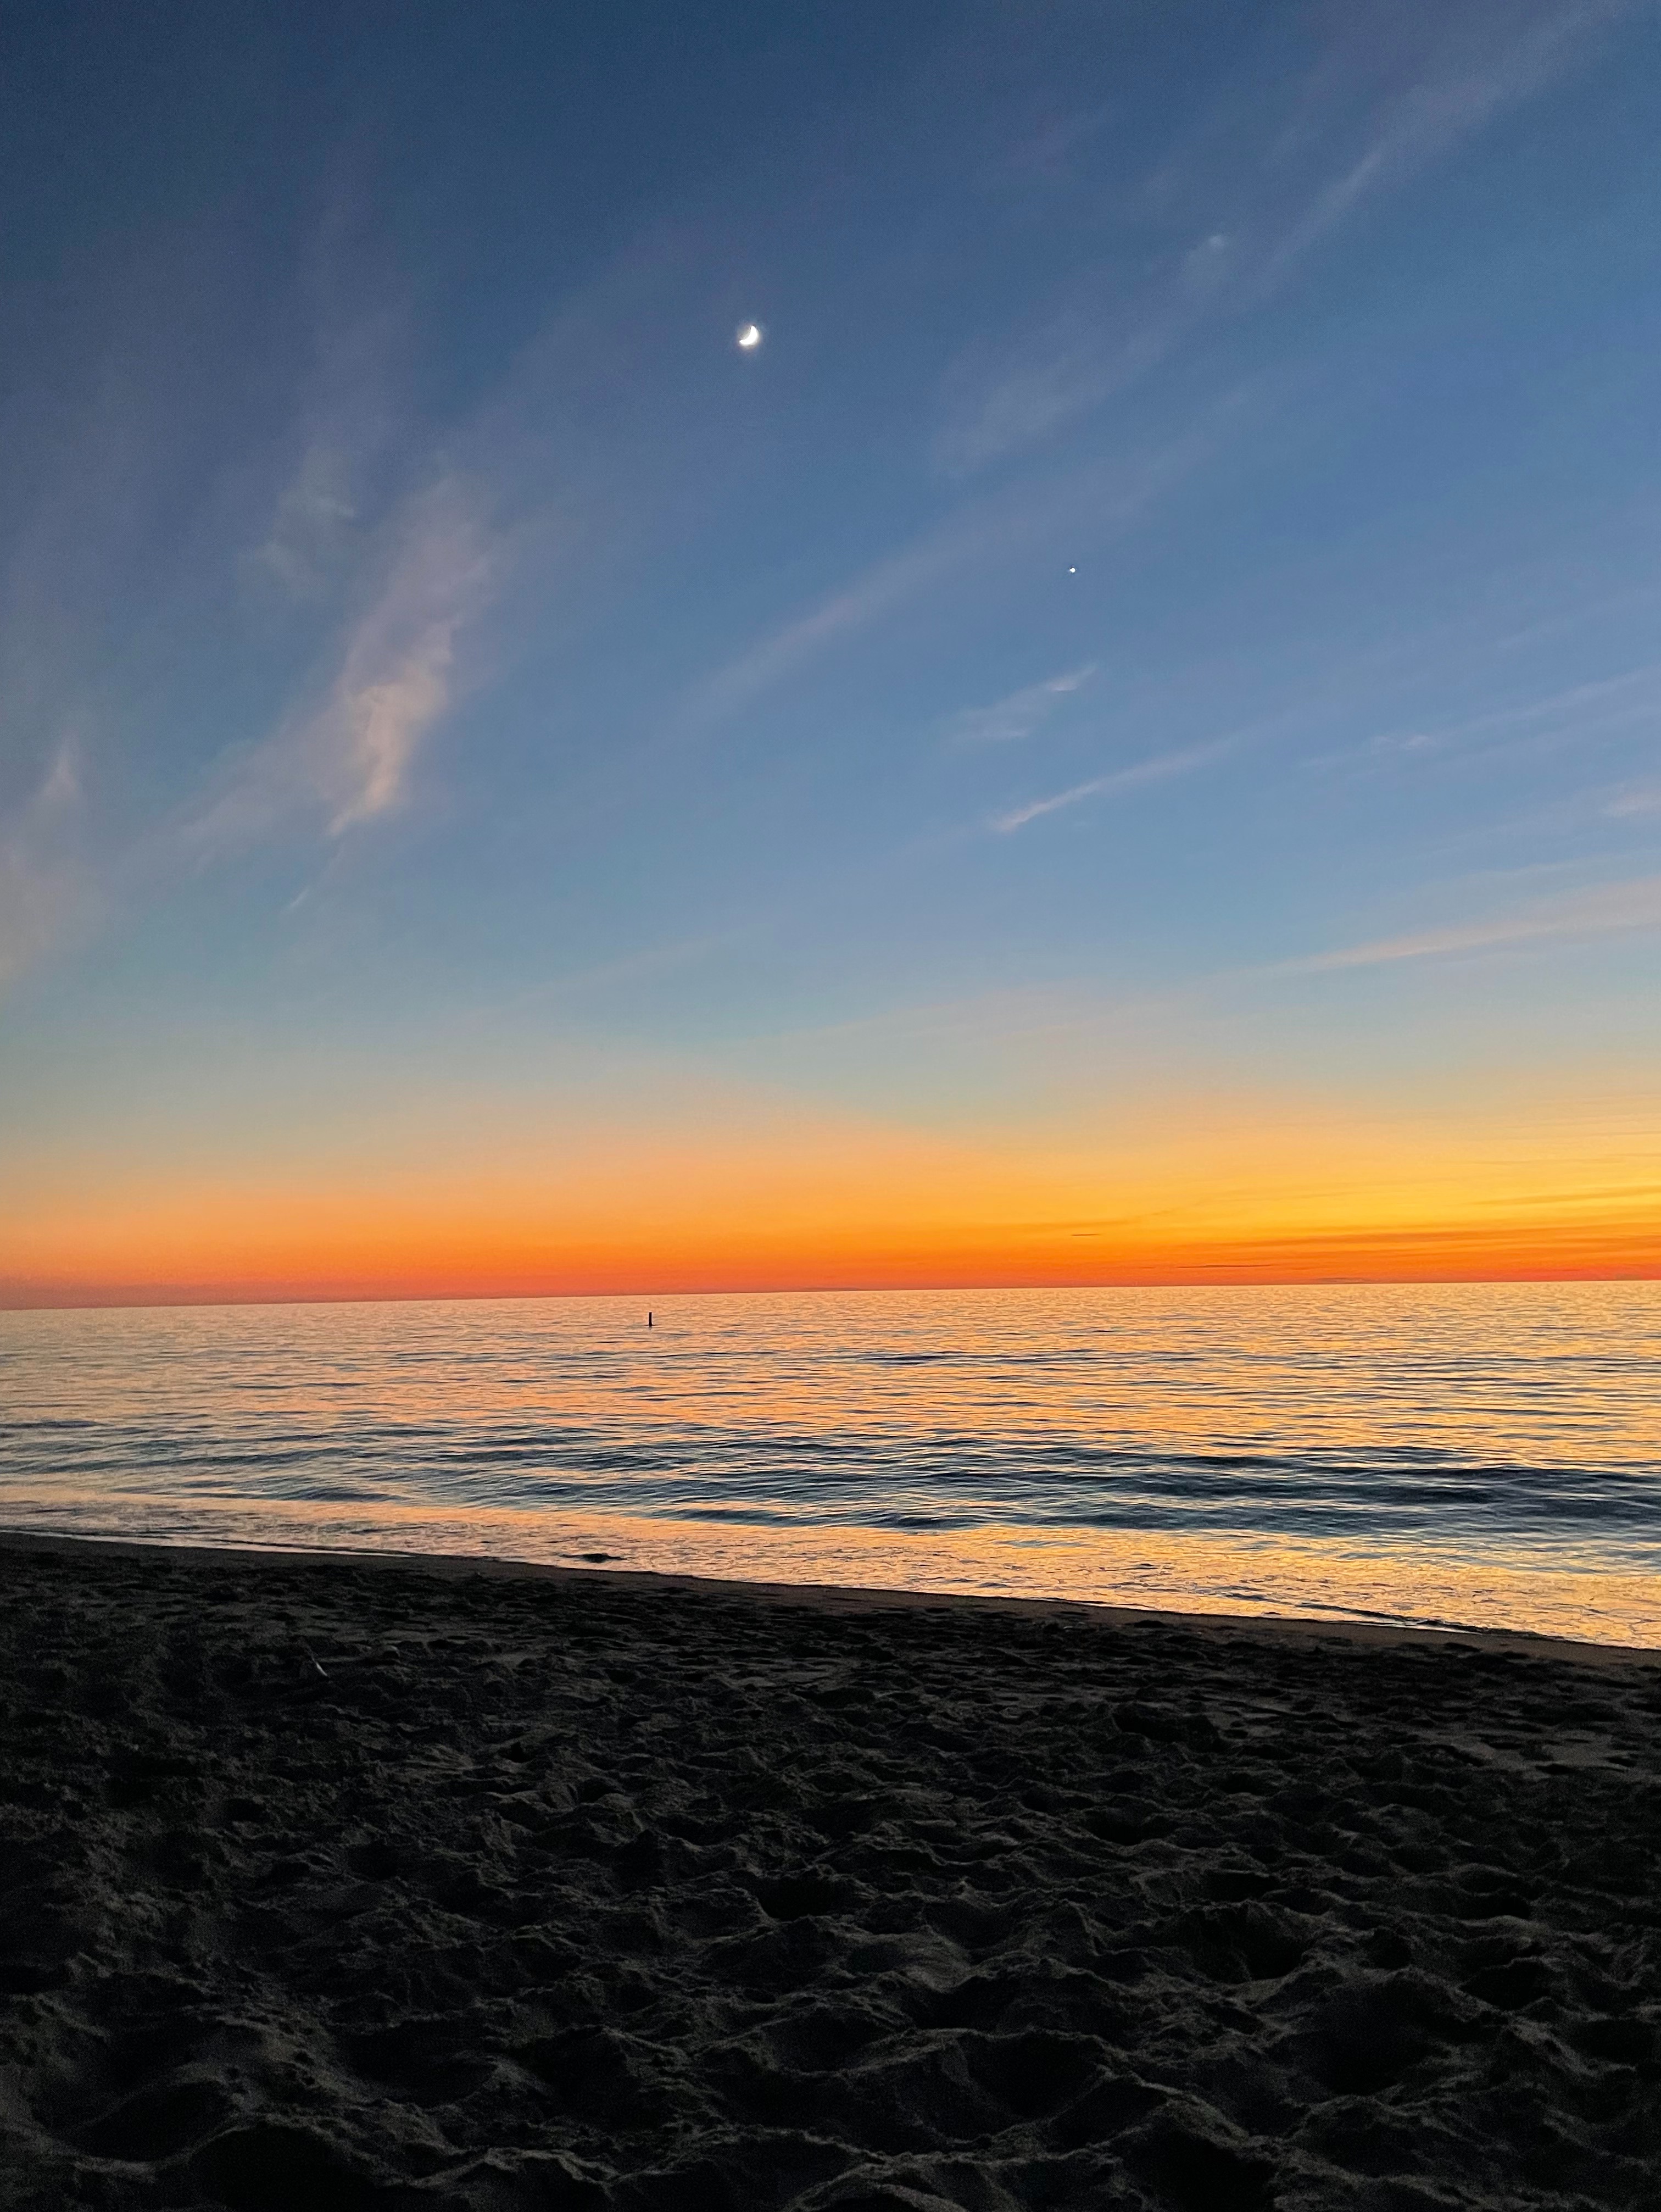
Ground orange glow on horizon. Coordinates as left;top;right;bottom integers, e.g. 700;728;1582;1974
4;1100;1656;1308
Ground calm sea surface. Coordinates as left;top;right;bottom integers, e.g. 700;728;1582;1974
2;1284;1657;1645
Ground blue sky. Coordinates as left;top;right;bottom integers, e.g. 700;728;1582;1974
3;0;1659;1298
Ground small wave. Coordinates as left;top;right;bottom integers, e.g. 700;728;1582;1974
1;1284;1657;1637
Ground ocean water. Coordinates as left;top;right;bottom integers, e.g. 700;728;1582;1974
2;1283;1657;1645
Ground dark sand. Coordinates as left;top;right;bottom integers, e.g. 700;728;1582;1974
2;1538;1658;2211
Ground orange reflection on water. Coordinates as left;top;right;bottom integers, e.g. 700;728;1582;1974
4;1285;1657;1648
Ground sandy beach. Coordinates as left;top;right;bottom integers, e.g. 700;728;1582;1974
2;1537;1657;2210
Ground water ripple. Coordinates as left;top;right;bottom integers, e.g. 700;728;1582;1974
2;1283;1657;1636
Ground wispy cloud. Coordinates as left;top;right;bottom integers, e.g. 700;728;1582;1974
315;508;486;837
682;528;989;735
1313;664;1661;772
534;932;738;1007
1275;874;1661;974
251;443;364;602
936;1;1630;476
993;737;1234;833
192;479;493;848
0;740;90;990
945;664;1095;747
244;195;409;604
935;311;1181;480
682;407;1234;736
1259;1;1635;286
0;203;472;994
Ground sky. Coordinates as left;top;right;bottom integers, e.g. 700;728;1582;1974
2;0;1658;1308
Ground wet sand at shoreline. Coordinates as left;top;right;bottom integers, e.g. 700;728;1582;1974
2;1535;1657;2208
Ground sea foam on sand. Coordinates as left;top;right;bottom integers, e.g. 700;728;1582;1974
1;1537;1657;2210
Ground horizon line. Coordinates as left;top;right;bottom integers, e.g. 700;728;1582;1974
4;1264;1657;1315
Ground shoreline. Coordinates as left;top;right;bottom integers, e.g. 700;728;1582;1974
3;1524;1656;1670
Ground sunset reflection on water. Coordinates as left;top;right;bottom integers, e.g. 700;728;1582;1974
3;1283;1657;1646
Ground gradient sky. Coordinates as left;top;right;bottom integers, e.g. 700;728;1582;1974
3;0;1659;1305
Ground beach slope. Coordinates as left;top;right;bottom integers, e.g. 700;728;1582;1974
1;1539;1657;2209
